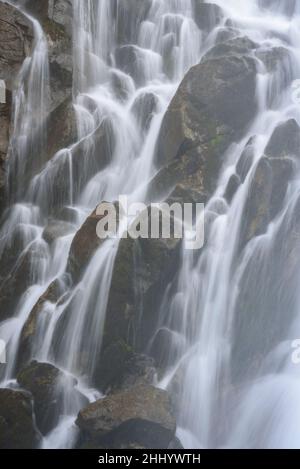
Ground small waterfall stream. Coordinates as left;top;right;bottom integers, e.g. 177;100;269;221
1;0;300;450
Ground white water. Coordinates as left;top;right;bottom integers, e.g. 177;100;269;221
1;0;300;449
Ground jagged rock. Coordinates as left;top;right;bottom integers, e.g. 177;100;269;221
0;388;40;449
17;360;87;435
76;384;176;449
153;37;257;201
192;1;223;33
17;279;65;371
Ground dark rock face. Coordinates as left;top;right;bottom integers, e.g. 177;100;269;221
0;388;40;449
153;37;257;201
17;361;87;435
76;384;176;449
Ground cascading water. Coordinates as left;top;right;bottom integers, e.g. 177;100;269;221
154;0;300;450
1;0;300;450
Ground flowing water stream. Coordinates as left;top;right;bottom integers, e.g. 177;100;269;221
1;0;300;449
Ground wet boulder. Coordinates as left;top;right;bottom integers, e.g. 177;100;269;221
236;138;255;182
239;119;300;249
17;279;66;370
0;388;40;449
0;242;48;322
42;219;74;244
256;46;290;72
115;45;143;85
233;192;300;382
224;173;241;204
26;0;73;35
0;2;34;90
239;157;273;249
95;340;156;392
46;97;77;162
22;97;77;184
76;384;176;449
116;0;152;45
131;92;159;134
17;360;87;435
0;91;11;213
265;119;300;159
239;156;294;250
204;36;257;61
192;1;223;33
0;2;34;212
153;36;257;201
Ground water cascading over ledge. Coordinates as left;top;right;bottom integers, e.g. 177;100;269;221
0;0;300;450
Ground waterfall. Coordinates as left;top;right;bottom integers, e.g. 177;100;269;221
1;0;300;450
